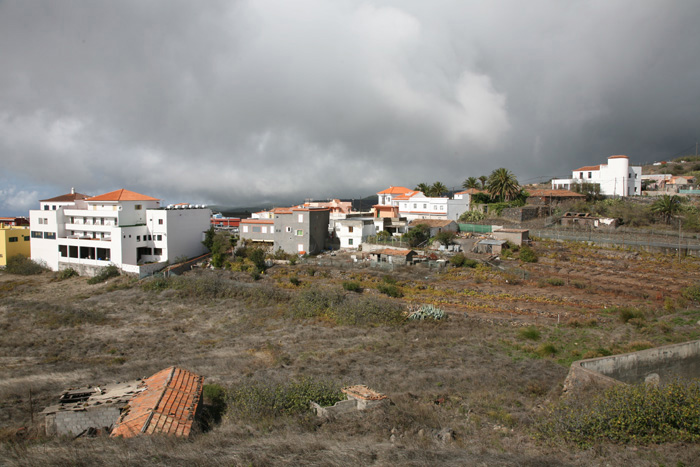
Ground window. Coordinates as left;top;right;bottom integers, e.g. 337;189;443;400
579;172;583;179
32;231;43;238
262;226;267;233
158;219;163;225
59;245;68;257
413;204;417;209
154;248;163;255
243;225;249;233
298;214;304;223
296;229;303;236
135;204;142;210
588;172;592;179
43;218;48;224
298;244;304;252
136;235;141;241
629;173;631;178
348;238;353;245
252;226;261;233
52;205;56;210
44;205;49;210
157;235;162;241
286;226;292;233
423;204;427;209
8;237;18;243
37;218;43;225
23;236;29;242
69;246;78;258
44;232;56;239
348;226;354;233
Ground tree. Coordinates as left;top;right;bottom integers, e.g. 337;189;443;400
415;183;431;195
431;181;448;197
651;194;684;224
403;224;430;247
478;175;488;189
486;168;520;201
462;177;479;190
435;231;456;247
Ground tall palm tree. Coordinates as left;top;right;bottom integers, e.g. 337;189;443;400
478;175;488;189
415;183;431;195
462;177;479;190
431;181;448;197
486;168;520;201
651;194;684;224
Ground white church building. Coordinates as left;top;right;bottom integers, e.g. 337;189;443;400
551;155;642;197
30;188;210;276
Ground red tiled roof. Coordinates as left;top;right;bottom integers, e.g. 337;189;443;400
573;165;601;172
377;186;412;195
88;189;159;202
608;155;628;159
527;189;585;198
111;367;203;438
342;385;387;401
40;192;91;202
393;191;420;200
455;188;486;195
292;207;330;212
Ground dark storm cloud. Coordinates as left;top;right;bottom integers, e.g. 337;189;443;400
1;0;699;214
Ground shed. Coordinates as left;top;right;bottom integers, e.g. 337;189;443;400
473;238;507;255
492;228;529;246
408;219;458;237
369;248;416;265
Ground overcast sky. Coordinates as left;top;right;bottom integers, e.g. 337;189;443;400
2;1;700;215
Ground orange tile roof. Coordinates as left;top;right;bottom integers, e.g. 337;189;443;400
377;186;412;195
111;367;203;438
573;165;601;172
393;191;420;200
342;385;387;401
88;189;160;202
527;189;585;198
408;219;455;227
240;219;274;224
608;155;628;159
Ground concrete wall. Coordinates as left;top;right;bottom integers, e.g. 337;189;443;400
563;339;700;394
46;406;122;436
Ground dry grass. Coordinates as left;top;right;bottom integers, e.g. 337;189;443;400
2;243;700;465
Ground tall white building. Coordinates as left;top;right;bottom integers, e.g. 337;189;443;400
551;155;642;197
30;188;210;276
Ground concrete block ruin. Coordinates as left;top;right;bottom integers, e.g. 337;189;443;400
563;339;700;394
311;385;388;418
41;366;204;438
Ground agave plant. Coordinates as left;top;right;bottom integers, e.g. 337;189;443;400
408;304;446;321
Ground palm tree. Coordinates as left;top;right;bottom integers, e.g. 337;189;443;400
486;168;520;201
415;183;431;195
478;175;488;189
431;181;448;197
462;177;479;190
651;194;684;224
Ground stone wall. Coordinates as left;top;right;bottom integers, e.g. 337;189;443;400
46;406;122;436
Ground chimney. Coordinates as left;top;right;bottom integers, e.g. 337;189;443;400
71;187;75;194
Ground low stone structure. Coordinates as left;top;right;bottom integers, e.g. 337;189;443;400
369;248;416;265
492;228;529;246
563;339;700;394
311;385;388;418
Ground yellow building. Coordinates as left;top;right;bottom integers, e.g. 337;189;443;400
0;226;31;266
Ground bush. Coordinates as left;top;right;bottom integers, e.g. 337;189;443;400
289;276;301;286
290;288;404;325
536;343;557;357
4;255;48;275
539;379;700;445
614;307;645;323
201;384;227;429
519;326;541;341
519;245;538;263
57;268;78;280
377;283;403;298
450;253;478;268
228;377;344;421
545;277;565;286
342;281;362;293
382;275;397;285
86;264;120;284
408;304;446;321
681;285;700;302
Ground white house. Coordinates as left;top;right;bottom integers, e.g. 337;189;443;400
334;217;376;249
30;188;210;276
374;186;472;222
551;155;642;197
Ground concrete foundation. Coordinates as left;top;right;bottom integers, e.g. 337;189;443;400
563;339;700;394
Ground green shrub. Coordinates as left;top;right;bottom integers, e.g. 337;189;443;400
86;264;120;284
57;268;78;280
35;306;108;329
342;280;362;293
681;285;700;302
377;283;403;298
519;245;538;263
545;277;565;286
289;276;301;286
201;383;228;429
141;276;170;292
228;377;343;421
4;255;48;275
382;275;397;285
536;343;557;357
570;280;588;289
539;379;700;445
408;304;446;321
614;307;645;323
451;253;478;268
519;326;541;341
290;287;404;325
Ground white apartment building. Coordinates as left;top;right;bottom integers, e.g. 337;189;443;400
551;155;642;197
334;217;376;249
375;186;471;222
30;188;210;276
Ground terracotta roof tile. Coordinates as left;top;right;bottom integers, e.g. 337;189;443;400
88;189;160;202
373;248;414;256
40;192;91;203
377;186;412;195
528;189;585;198
455;188;486;195
110;367;203;439
608;155;628;159
408;219;455;227
573;165;601;172
240;219;274;224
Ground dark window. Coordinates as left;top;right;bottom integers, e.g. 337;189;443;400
31;231;43;239
588;172;592;179
136;236;141;241
69;246;78;258
23;236;29;241
58;245;68;257
43;206;49;210
96;248;110;261
252;226;261;233
157;235;162;241
158;219;163;225
44;232;56;240
8;237;18;242
154;248;163;255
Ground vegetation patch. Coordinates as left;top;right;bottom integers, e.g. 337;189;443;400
519;246;538;263
86;264;120;284
450;253;478;268
342;280;362;293
539;379;700;445
290;288;405;325
56;268;78;280
4;255;48;275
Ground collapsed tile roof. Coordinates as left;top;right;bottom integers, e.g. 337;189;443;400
110;367;204;438
342;385;387;401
